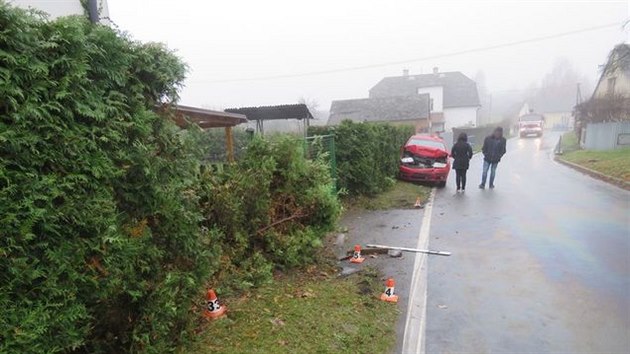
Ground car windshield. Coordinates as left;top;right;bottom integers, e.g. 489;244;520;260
407;138;445;150
520;114;544;121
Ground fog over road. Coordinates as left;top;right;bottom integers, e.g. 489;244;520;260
423;132;630;353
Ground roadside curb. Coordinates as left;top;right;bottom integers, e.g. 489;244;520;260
554;155;630;191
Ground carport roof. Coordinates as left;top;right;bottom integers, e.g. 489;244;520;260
225;103;313;121
166;104;248;129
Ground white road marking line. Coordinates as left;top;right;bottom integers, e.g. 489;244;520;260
401;188;436;354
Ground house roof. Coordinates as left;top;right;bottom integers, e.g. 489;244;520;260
369;71;480;108
225;104;313;121
328;95;430;125
159;104;248;129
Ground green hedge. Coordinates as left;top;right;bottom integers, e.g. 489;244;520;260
0;5;339;353
309;121;415;196
0;6;207;353
198;137;340;291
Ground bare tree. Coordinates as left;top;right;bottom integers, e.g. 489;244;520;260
298;97;319;117
525;58;592;119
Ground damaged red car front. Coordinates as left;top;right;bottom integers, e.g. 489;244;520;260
398;135;450;187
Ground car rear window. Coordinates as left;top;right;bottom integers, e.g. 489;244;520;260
407;138;446;150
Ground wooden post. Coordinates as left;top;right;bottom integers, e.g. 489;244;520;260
225;126;234;163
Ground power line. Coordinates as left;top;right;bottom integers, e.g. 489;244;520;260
491;82;586;94
193;21;625;84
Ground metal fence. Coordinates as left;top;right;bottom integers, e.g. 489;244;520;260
451;123;511;151
582;121;630;150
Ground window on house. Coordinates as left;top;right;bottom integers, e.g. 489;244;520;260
607;77;616;95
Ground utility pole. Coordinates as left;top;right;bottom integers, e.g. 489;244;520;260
576;83;582;106
87;0;99;23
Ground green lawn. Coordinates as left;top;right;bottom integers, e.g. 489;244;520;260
561;148;630;182
196;267;399;354
560;131;581;153
557;131;630;182
347;180;432;210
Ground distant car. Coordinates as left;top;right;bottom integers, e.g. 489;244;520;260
518;113;545;138
399;134;450;187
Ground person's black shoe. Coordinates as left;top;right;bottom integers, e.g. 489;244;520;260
478;184;485;189
489;184;495;189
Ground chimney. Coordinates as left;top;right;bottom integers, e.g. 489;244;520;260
433;67;439;74
402;69;409;77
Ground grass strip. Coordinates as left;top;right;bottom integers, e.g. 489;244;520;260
197;267;399;353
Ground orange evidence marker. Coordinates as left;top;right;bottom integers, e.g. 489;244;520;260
380;278;399;303
414;197;422;208
203;289;227;320
350;244;365;264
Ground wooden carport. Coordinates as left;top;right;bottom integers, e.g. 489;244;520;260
161;104;248;162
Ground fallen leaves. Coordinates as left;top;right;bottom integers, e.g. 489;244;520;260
270;318;285;327
295;288;316;299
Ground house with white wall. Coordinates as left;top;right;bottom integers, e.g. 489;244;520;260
369;68;481;132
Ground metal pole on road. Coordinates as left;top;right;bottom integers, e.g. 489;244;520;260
366;243;451;256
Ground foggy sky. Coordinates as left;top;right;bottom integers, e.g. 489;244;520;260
107;0;628;111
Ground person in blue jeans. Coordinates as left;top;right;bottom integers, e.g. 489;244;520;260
479;127;507;189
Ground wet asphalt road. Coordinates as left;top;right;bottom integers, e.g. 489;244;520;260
426;132;630;353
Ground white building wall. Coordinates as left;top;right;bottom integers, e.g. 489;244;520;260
417;86;443;112
9;0;109;21
594;70;630;98
444;106;478;131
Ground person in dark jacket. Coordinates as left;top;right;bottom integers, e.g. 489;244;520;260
479;126;507;189
451;132;473;192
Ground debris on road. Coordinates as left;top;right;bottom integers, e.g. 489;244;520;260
338;267;361;277
366;243;452;256
387;249;403;258
340;247;389;261
437;304;448;309
334;233;346;245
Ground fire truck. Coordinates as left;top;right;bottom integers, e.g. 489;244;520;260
518;113;545;138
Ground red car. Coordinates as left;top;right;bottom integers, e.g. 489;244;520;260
399;134;451;187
